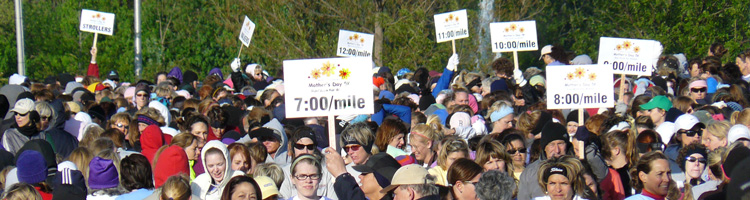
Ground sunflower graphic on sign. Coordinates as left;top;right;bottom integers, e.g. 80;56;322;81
615;40;639;53
564;67;597;81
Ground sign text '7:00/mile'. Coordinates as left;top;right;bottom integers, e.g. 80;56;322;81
437;29;469;40
294;95;366;112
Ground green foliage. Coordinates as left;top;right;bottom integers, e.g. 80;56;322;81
1;0;749;82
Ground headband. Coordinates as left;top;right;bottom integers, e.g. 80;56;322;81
689;80;707;89
342;134;372;154
291;155;321;174
137;115;158;126
490;106;514;122
543;166;567;181
410;131;431;141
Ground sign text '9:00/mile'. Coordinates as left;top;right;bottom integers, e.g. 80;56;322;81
437;29;469;40
294;95;366;112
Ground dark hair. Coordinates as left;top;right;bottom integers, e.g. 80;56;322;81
709;43;728;58
630;95;653;117
446;158;483;198
719;63;742;84
206;106;227;129
220;175;262;200
491;57;514;77
101;128;125;148
677;143;707;171
549;45;570;64
120;154;155;190
630;151;669;190
155;72;168;83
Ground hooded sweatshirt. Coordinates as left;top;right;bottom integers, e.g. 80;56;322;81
263;119;290;166
154;145;190;188
140;125;172;163
42;99;79;158
191;140;244;200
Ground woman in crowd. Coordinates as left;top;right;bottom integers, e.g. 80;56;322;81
170;133;202;180
108;112;132;135
676;143;707;199
701;121;730;151
117;154;155;200
2;98;43;154
88;155;127;199
447;158;484;200
626;152;673;200
535;155;593;200
221;176;262;200
475;139;513;173
3;183;43;200
409;124;442;167
502;133;527;179
192;140;245;200
600;130;637;199
161;175;192;200
487;100;515;134
374;118;409;158
129;107;166;153
287;155;332;200
428;137;469;186
228;143;251;173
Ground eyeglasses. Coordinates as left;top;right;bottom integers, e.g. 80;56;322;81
15;112;28;117
691;87;707;93
344;144;362;152
294;174;321;180
136;93;148;98
116;123;129;129
685;156;707;164
679;130;702;137
41;116;50;121
507;148;527;155
294;143;315;150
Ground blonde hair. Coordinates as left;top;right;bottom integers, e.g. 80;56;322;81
517;110;543;135
707;147;728;185
425;115;444;133
409;124;442;151
0;166;14;191
107;112;132;129
2;183;42;200
474;139;514;174
485;100;514;121
253;163;284;188
160;174;191;200
339;122;377;153
80;124;105;149
730;108;750;126
68;147;94;185
706;120;731;140
537;156;592;198
436;137;469;169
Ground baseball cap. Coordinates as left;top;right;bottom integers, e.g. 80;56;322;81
639;95;672;111
353;153;401;183
539;45;553;60
380;164;433;193
727;124;750;144
10;98;34;115
253;176;279;199
673;114;704;133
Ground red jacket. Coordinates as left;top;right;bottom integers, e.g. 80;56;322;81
600;168;626;200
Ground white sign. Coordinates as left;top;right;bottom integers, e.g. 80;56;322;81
489;20;538;52
239;16;256;47
597;37;661;76
284;57;374;118
336;30;374;58
546;64;614;109
79;9;116;35
434;9;469;43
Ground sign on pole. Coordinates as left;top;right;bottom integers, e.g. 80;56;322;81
239;16;256;47
80;9;115;36
546;64;614;109
434;9;469;44
597;37;661;76
336;30;374;58
284;57;374;118
489;21;538;52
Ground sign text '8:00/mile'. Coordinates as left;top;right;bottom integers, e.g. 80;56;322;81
553;92;609;105
294;95;366;112
437;29;469;40
494;40;537;50
603;61;648;72
338;47;371;57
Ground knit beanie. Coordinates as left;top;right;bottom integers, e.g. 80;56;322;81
88;157;119;189
540;122;569;150
16;150;47;184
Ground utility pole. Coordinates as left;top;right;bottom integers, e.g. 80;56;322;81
134;0;143;80
14;0;25;76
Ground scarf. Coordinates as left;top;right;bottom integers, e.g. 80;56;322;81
15;122;39;137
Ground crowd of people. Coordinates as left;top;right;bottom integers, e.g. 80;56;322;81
1;42;750;200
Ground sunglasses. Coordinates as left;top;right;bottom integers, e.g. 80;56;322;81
259;136;277;142
15;112;28;117
690;87;707;93
136;93;148;97
41;116;50;121
116;123;129;129
685;156;707;164
507;148;527;155
344;144;362;152
679;130;702;137
294;143;316;150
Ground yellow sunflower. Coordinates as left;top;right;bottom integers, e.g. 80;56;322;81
321;61;336;76
616;45;622;51
575;67;586;79
505;28;510;32
310;68;321;79
448;14;454;21
360;38;365;43
623;41;632;50
353;34;359;40
634;46;641;53
339;68;351;79
520;27;525;33
567;73;575;80
589;73;597;81
510;24;517;31
455;16;459;21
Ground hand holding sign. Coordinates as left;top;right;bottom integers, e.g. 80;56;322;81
80;9;116;48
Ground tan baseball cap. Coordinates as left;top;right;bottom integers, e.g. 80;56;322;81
10;98;34;115
380;164;433;193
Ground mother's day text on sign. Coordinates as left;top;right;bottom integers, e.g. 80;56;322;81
434;9;469;43
489;21;538;52
284;57;374;118
336;30;374;58
79;9;116;35
239;16;256;47
546;64;614;109
597;37;661;76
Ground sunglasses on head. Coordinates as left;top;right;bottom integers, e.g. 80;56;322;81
294;143;316;150
679;129;702;137
685;156;707;164
507;148;527;155
691;87;707;93
344;144;362;152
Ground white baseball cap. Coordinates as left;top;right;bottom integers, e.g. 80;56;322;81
539;45;553;60
10;98;35;115
727;124;750;144
673;114;704;134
